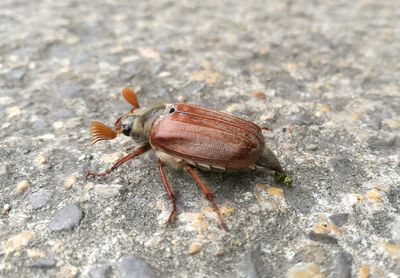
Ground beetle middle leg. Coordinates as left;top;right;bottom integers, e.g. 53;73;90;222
86;145;151;178
185;166;229;232
157;159;177;225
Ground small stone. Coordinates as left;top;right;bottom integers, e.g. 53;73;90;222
288;110;317;126
60;83;82;98
88;264;112;278
238;243;265;278
48;204;84;231
0;164;7;176
336;251;352;278
16;180;30;196
358;265;370;278
7;67;26;80
100;152;125;163
180;212;209;233
3;204;11;211
328;213;349;227
94;184;123;198
84;182;95;190
181;81;206;95
29;190;52;209
53;121;64;129
252;91;267;99
307;231;338;245
266;187;284;197
26;249;45;258
58;264;79;278
192;70;221;85
138;47;160;59
366;189;383;202
382;241;400;259
381;118;400;129
34;154;47;166
287;263;324;278
189;242;203;255
6;106;23;118
26;258;56;269
120;256;161;278
63;175;77;190
306;144;319;151
3;230;35;255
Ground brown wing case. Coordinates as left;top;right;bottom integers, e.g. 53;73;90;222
149;103;264;170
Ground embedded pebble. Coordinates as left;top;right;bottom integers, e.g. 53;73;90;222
307;231;338;245
6;106;23;118
238;243;264;278
120;256;161;278
16;180;30;195
306;144;319;151
252;91;267;99
3;203;11;212
26;249;45;258
84;182;95;190
94;184;123;198
26;258;56;269
34;154;48;166
100;152;125;163
63;175;77;190
189;242;203;255
88;264;112;278
287;263;324;278
29;190;52;209
181;81;206;95
48;204;84;231
328;213;349;227
58;264;79;278
0;164;7;176
3;230;35;255
336;251;352;278
60;83;83;98
358;265;370;278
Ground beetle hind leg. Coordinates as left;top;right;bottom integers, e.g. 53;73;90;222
157;159;177;225
185;166;229;232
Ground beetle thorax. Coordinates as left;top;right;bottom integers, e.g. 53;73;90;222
121;104;166;145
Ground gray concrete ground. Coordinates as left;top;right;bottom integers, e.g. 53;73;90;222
1;0;399;277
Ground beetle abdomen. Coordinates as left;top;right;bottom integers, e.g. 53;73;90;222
150;103;264;170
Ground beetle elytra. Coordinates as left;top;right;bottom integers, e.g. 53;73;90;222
87;87;289;231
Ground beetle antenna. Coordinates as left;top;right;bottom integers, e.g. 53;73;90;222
90;121;117;144
122;87;140;110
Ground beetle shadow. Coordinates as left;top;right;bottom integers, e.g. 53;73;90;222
169;169;277;209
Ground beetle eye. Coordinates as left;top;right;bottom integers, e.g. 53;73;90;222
122;124;131;136
169;108;175;113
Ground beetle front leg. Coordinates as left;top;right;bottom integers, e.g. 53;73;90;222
184;166;229;232
86;145;151;178
157;160;177;225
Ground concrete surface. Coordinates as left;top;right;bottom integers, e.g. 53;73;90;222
0;0;399;277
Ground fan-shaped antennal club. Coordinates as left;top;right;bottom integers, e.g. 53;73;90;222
122;87;140;109
90;121;117;144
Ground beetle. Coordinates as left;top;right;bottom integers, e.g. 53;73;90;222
86;87;289;231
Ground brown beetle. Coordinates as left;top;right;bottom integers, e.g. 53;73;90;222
87;87;289;231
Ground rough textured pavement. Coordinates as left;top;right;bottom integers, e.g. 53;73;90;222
1;0;400;277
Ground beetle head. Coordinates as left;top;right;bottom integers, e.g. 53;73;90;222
90;87;165;146
117;104;166;145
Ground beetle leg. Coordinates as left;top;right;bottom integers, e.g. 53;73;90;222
86;145;151;178
157;160;177;225
185;166;229;232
